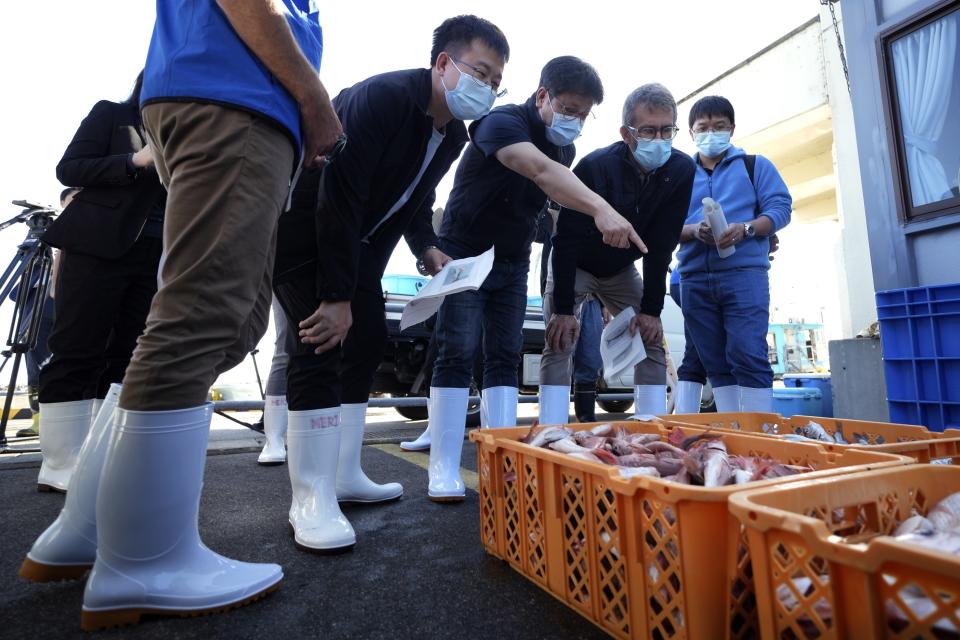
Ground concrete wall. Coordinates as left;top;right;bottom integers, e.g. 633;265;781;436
819;5;879;337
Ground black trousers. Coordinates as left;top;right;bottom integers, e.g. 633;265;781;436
39;235;162;403
274;245;388;412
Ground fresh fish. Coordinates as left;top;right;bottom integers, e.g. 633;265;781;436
664;467;691;484
702;440;733;487
680;431;723;451
616;453;654;468
733;469;754;485
782;434;811;443
607;439;635;457
625;433;662;445
549;437;593;455
645;441;687;457
894;514;935;536
852;432;870;445
896;531;960;554
833;427;849;445
801;421;835;443
528;426;573;448
618;466;660;478
590;423;613;437
572;431;607;449
927;492;960;532
592;448;619;465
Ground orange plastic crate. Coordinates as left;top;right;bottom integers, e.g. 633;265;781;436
673;413;960;465
729;465;960;640
470;421;910;640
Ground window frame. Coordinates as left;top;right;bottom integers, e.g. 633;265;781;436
880;0;960;222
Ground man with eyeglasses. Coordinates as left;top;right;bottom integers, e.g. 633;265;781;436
271;15;510;551
675;95;792;413
539;83;695;422
415;56;645;502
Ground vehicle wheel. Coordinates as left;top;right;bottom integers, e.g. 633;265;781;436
465;381;482;427
395;404;428;421
597;398;633;414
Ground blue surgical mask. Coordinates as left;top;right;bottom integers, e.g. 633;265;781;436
443;60;496;121
694;131;732;158
545;112;582;146
632;138;672;171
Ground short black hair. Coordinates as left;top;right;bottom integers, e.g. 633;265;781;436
60;187;80;205
688;95;735;129
539;56;604;104
430;15;509;66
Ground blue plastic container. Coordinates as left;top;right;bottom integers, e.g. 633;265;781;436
771;387;823;417
783;374;833;417
876;283;960;432
380;274;428;296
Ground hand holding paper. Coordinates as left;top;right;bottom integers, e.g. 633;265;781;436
399;247;495;331
600;307;647;378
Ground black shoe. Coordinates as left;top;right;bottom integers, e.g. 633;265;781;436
249;413;265;433
574;384;597;423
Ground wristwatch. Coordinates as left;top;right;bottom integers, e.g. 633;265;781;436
416;245;440;276
743;222;756;238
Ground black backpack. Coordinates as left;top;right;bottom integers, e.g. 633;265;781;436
741;154;760;217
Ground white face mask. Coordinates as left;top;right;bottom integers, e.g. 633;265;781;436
442;59;496;121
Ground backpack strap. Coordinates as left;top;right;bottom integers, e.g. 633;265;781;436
741;154;760;217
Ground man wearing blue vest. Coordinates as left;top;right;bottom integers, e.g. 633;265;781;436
676;95;792;413
19;0;341;630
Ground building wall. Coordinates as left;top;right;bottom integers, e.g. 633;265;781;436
840;0;960;292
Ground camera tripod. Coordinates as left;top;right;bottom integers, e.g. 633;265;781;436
0;200;57;454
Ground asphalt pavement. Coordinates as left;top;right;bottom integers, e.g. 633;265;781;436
0;405;625;640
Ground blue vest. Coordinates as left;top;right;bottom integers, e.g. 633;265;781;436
141;0;322;151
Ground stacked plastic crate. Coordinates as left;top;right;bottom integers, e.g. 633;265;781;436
876;284;960;431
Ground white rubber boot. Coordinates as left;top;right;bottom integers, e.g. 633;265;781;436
20;385;121;582
673;381;704;414
632;384;667;418
428;387;469;503
740;386;774;413
713;385;742;413
538;385;570;425
287;407;355;552
38;399;95;493
480;386;518;428
257;395;288;465
399;394;431;451
336;403;402;503
81;403;282;631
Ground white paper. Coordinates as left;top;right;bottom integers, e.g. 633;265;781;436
703;197;735;258
600;307;647;378
399;247;495;331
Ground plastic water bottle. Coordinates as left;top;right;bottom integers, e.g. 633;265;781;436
703;197;735;258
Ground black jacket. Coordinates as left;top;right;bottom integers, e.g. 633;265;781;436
274;68;469;300
43;100;165;259
551;142;695;316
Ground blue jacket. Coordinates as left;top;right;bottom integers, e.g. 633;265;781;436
141;0;322;151
676;145;792;275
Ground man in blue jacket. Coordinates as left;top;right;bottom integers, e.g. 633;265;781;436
676;95;792;412
272;14;509;553
540;83;695;421
19;0;342;629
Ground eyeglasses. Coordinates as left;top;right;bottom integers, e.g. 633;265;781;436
627;125;680;141
449;56;507;98
550;94;594;121
691;122;733;134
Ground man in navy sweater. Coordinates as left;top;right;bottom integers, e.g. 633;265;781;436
539;84;695;421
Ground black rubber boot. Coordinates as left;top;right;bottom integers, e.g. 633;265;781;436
574;384;597;423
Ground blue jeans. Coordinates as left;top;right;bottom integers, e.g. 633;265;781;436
573;298;603;385
670;283;706;385
433;244;529;389
680;268;772;389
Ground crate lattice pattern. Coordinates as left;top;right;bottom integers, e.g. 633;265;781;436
767;533;834;639
641;496;686;639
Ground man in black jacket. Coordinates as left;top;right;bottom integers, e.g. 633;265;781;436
539;83;695;422
272;15;509;552
423;56;646;503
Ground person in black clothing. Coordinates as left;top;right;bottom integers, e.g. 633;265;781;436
424;56;646;503
539;83;695;421
34;72;165;493
272;15;509;552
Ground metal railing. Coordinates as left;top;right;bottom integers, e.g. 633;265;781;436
212;393;635;412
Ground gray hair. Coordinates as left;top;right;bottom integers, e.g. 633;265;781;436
622;83;677;126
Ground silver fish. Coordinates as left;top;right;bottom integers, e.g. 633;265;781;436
703;440;733;487
833;427;849;445
549;437;592;454
894;514;935;537
927;492;960;532
801;421;835;443
733;469;754;485
589;423;613;437
528;426;573;448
